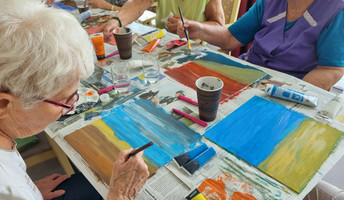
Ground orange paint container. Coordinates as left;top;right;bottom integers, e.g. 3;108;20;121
90;33;106;65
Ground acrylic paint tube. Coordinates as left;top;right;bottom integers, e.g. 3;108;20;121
317;95;344;119
182;147;216;175
265;84;318;107
90;33;106;65
186;188;206;200
80;10;91;22
166;40;188;50
141;39;160;53
173;143;208;167
143;29;167;43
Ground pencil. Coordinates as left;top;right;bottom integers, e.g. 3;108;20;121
178;6;192;50
128;141;154;159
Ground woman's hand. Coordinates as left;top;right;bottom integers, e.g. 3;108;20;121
34;173;71;200
107;149;149;200
166;15;182;34
176;19;203;39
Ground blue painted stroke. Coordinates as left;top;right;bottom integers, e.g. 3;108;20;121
204;96;306;166
198;51;267;72
101;99;201;167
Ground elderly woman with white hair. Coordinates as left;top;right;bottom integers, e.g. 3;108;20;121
0;0;149;200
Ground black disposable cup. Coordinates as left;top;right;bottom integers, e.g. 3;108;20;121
113;27;132;59
196;76;224;122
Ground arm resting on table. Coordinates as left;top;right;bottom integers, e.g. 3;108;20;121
303;66;344;91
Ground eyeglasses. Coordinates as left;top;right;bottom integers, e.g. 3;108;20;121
43;90;79;115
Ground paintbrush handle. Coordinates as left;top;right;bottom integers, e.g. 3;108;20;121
105;50;119;59
128;141;154;158
178;7;190;42
97;82;131;95
172;108;207;127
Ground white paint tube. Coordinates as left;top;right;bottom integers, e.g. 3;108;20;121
317;95;344;119
265;84;318;107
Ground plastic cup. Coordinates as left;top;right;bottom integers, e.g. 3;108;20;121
196;76;223;122
110;61;131;94
74;0;89;13
142;53;160;84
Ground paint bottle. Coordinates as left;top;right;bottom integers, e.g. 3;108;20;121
265;84;318;107
143;29;167;43
90;33;106;66
317;95;344;119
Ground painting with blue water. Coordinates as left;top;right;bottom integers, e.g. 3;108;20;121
66;99;202;180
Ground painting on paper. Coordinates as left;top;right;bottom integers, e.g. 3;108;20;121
197;156;294;200
65;99;201;185
204;96;344;193
165;51;269;102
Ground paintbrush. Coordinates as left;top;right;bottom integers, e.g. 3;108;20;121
127;141;154;159
178;6;192;50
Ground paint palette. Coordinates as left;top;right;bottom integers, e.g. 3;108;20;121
67;87;99;115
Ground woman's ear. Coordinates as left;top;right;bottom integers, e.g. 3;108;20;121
0;93;15;119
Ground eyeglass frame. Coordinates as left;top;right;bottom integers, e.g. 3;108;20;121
43;90;79;115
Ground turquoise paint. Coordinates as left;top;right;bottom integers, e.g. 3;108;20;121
101;99;201;167
198;51;267;71
204;96;306;166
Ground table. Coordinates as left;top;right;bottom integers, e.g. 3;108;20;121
45;21;344;200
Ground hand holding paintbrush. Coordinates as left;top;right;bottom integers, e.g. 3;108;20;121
178;6;192;50
127;141;154;160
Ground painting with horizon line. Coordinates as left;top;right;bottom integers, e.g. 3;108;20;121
65;99;202;185
204;96;344;193
165;51;269;102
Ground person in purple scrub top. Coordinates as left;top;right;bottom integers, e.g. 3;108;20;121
177;0;344;91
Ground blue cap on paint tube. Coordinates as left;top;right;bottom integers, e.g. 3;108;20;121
182;147;216;175
173;143;208;167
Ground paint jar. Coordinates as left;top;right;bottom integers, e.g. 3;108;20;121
195;76;223;122
142;53;160;84
110;61;131;94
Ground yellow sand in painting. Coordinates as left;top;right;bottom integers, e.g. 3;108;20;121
193;60;267;85
90;119;158;171
92;120;131;150
258;119;344;193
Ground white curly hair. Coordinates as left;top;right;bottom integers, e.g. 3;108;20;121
0;0;95;108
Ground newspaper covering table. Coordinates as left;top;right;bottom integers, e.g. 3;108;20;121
45;22;344;200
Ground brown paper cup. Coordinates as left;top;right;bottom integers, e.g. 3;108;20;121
196;76;223;122
113;27;132;59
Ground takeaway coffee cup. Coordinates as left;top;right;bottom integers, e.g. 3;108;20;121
113;27;132;59
196;76;223;122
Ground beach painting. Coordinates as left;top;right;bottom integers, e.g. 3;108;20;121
65;99;201;185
